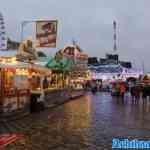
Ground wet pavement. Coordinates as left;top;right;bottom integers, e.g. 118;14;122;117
1;92;150;149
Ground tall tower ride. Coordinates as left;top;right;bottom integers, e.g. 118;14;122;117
113;20;117;52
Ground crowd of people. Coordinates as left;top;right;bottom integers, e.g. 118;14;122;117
110;81;150;104
85;79;150;104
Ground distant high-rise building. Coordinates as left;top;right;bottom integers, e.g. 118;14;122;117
99;58;107;64
119;61;132;68
88;57;99;65
105;53;119;64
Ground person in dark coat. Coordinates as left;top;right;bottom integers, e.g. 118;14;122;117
43;77;49;89
131;86;136;104
142;85;150;103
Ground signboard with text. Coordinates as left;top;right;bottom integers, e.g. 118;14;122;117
36;20;58;48
0;12;7;50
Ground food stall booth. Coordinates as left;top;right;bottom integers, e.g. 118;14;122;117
27;63;52;112
0;57;30;116
0;55;52;115
44;56;74;106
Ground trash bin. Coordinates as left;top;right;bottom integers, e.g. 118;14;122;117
30;93;42;113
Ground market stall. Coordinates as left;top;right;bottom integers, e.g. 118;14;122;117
46;56;74;89
55;44;89;91
26;63;52;112
0;57;30;115
44;55;86;105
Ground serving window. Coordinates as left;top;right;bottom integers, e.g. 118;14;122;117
2;68;29;96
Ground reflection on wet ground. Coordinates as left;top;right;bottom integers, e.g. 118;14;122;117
1;92;150;149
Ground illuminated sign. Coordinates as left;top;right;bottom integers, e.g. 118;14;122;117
36;20;58;48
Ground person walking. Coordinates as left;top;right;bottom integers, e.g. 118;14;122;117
120;83;126;104
134;85;141;104
115;83;120;103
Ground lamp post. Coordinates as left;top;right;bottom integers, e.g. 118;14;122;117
20;20;35;42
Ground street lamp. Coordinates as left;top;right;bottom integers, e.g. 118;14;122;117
21;20;35;42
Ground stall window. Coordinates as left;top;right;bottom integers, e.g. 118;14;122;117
4;69;15;90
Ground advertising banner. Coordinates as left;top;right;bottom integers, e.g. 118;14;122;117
0;12;7;50
36;20;58;48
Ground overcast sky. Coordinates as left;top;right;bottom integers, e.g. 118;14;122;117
1;0;150;72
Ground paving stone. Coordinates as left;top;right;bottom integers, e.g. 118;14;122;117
2;92;150;149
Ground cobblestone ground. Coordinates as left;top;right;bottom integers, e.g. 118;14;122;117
1;92;150;150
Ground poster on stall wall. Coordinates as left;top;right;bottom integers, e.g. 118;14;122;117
36;20;58;48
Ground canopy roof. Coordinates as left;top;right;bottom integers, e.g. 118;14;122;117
46;56;74;72
88;64;123;73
